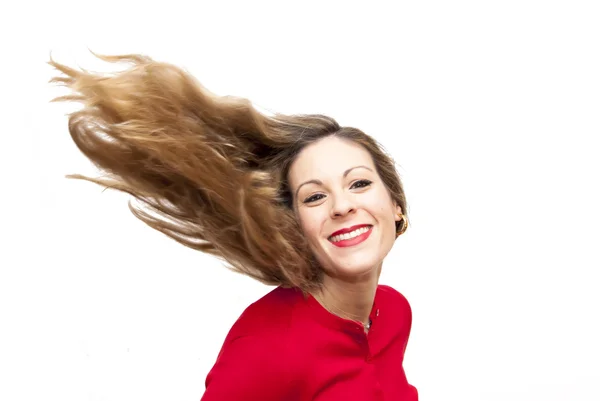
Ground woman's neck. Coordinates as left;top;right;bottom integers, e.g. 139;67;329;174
312;266;381;326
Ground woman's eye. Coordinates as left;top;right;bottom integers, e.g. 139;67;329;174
304;193;325;203
302;180;371;203
351;179;372;189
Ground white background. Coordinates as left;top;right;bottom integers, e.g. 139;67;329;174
1;1;599;400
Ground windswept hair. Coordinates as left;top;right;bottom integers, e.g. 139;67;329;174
49;52;407;292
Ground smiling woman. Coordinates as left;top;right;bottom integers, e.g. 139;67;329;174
49;52;417;400
290;138;402;283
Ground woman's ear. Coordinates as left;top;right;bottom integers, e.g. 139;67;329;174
394;203;403;221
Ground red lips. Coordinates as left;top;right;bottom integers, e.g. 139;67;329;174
329;224;372;238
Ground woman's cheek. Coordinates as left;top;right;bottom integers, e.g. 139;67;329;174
302;211;327;250
298;210;316;241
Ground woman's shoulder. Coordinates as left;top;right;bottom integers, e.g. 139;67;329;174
202;287;302;400
377;284;413;324
226;286;302;339
375;285;414;354
213;286;303;367
377;284;412;308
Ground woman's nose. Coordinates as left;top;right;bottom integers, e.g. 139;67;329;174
330;194;356;218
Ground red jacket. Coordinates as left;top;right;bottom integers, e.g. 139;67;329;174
201;285;418;400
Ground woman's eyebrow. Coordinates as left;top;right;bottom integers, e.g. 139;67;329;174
343;165;373;177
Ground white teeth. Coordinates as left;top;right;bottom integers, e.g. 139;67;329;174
329;226;371;243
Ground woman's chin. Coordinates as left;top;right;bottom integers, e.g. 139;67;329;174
313;240;388;281
323;257;382;281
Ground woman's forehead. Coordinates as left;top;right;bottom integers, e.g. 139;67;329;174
288;137;374;186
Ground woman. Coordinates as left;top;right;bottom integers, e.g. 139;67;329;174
50;52;418;400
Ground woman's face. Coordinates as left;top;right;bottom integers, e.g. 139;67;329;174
288;136;402;280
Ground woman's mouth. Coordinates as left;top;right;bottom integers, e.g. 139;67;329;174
328;225;373;248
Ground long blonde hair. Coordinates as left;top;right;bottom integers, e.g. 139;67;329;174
49;52;408;292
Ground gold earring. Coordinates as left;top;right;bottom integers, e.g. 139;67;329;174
396;213;407;238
